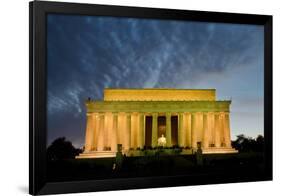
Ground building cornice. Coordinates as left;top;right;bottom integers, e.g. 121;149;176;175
86;100;231;113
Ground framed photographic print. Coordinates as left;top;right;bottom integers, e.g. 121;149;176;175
29;1;272;195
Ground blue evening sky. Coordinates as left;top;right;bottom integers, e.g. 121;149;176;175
47;14;264;148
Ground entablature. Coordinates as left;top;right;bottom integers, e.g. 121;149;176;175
86;100;231;113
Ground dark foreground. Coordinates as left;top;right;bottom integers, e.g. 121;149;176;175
47;152;266;182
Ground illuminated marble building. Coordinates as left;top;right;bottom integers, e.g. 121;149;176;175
77;88;237;158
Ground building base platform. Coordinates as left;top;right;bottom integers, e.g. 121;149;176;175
76;147;238;159
202;147;238;154
76;151;116;159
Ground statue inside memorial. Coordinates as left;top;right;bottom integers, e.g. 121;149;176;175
158;134;167;147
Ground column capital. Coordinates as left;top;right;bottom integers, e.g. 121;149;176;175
95;113;101;118
152;112;158;117
95;113;103;119
214;112;220;116
166;112;172;117
131;111;138;115
112;112;119;116
126;112;132;116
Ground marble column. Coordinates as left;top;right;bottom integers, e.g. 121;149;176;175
186;112;192;148
138;113;144;148
94;113;100;151
97;114;105;151
111;113;118;152
117;113;122;146
207;112;215;147
202;113;209;148
178;113;184;147
107;113;113;150
224;112;231;147
196;112;203;146
214;113;220;147
219;112;225;147
152;113;158;147
191;112;197;148
130;113;136;149
84;113;94;152
143;115;146;146
182;113;188;148
91;114;97;151
104;113;110;150
125;113;131;150
166;112;172;147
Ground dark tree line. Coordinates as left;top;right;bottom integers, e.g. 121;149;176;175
47;137;82;161
232;134;264;152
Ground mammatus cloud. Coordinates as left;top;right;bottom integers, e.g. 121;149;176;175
47;14;264;147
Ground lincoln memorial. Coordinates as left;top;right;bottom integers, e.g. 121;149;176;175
77;88;237;158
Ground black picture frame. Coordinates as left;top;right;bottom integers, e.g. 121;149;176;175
29;1;272;195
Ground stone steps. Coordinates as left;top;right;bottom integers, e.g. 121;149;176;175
76;151;116;159
202;147;238;154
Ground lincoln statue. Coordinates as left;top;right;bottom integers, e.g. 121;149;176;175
77;88;237;158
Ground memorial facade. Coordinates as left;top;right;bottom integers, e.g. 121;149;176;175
77;88;237;158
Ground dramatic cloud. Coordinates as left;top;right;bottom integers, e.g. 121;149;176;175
47;14;264;147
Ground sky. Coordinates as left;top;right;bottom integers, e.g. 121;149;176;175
47;14;264;148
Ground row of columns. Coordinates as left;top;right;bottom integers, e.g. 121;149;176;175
84;112;232;152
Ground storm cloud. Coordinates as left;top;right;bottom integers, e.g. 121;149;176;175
47;14;264;147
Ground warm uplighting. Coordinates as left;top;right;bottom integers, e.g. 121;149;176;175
77;88;237;159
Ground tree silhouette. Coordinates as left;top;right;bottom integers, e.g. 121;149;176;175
232;134;264;152
47;137;82;161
